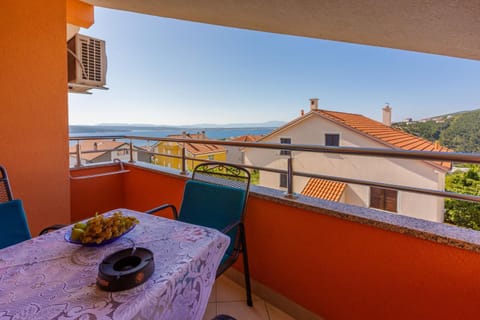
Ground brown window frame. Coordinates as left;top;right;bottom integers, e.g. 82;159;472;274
280;137;291;155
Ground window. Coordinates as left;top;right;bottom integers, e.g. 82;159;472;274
280;137;291;155
325;134;340;146
370;187;397;212
279;173;287;188
208;155;214;160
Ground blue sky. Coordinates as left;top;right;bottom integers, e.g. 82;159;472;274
69;7;480;126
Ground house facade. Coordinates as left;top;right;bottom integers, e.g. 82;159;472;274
244;99;451;222
153;132;226;171
225;135;263;164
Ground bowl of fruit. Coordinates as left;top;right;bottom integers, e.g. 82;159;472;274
65;212;139;246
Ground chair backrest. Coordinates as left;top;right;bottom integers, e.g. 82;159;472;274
179;163;250;256
0;165;14;203
192;162;251;191
0;199;31;249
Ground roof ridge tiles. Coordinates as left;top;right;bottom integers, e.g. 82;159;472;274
314;108;451;170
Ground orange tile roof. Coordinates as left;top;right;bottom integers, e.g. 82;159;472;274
69;139;128;161
301;178;346;201
167;133;225;155
229;135;263;142
314;110;452;170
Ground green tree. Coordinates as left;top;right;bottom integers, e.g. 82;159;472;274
439;110;480;152
444;199;480;230
393;120;449;142
393;109;480;152
444;165;480;230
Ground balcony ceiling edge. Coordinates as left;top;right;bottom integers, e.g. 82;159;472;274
83;0;480;61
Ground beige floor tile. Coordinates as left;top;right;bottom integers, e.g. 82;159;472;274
216;276;260;303
217;301;269;320
202;303;217;320
209;282;217;303
265;302;296;320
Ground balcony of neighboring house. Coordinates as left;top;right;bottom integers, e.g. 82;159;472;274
69;139;140;167
151;132;227;172
68;135;480;320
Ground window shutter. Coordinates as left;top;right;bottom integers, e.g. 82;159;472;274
370;187;384;209
325;134;340;146
384;189;398;212
370;187;398;212
280;138;291;155
280;173;287;188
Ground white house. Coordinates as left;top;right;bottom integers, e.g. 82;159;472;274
244;99;451;222
225;135;264;164
69;139;138;167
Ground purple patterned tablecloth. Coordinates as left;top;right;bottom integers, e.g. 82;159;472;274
0;209;230;320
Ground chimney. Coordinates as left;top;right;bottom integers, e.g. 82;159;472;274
382;104;392;126
201;130;206;140
300;109;305;116
310;98;319;111
93;142;98;151
182;131;187;138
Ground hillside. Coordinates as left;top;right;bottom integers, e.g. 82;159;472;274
393;109;480;152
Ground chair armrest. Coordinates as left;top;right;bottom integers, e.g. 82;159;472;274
39;224;68;235
146;204;178;219
221;220;241;234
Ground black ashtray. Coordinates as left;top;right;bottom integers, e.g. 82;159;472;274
97;247;154;291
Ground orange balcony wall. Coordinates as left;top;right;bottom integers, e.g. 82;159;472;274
71;163;480;319
70;166;127;221
71;165;185;221
1;1;71;235
244;196;480;319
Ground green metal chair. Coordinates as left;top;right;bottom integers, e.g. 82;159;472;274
0;166;31;249
0;165;64;249
147;162;253;306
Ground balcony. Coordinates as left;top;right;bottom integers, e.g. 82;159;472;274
3;2;480;319
70;147;480;319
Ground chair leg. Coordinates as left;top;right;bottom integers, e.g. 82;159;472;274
240;223;253;307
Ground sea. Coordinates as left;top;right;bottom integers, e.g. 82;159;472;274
69;126;277;146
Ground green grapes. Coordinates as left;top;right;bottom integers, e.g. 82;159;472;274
72;212;139;244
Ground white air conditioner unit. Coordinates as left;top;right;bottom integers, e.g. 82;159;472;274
68;33;107;93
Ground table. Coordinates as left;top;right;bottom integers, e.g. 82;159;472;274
0;209;230;320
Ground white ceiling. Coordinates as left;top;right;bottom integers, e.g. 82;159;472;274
84;0;480;61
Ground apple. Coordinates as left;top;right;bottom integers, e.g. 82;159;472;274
70;228;85;241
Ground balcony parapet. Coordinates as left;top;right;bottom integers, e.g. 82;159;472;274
72;161;480;253
250;182;480;253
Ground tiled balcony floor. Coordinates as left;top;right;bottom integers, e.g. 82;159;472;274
203;276;295;320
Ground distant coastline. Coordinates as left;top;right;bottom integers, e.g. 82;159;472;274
69;125;277;141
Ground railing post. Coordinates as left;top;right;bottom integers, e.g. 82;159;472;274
180;146;187;175
284;156;297;199
129;140;134;163
75;141;82;167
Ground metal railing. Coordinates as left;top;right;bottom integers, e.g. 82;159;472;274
69;135;480;203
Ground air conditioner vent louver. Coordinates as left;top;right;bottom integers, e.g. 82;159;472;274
68;33;107;93
79;37;103;82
